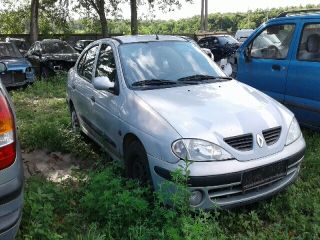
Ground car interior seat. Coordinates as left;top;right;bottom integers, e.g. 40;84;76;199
298;33;320;61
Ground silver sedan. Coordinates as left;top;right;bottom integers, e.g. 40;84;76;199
67;35;305;209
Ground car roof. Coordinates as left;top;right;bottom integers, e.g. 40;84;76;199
111;35;187;44
268;13;320;23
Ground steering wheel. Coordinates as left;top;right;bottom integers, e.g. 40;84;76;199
266;45;281;58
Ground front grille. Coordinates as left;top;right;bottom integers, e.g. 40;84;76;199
13;71;26;82
208;158;302;203
263;127;281;146
224;133;253;151
0;71;26;86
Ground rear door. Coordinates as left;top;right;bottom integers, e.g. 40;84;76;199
72;44;100;131
285;21;320;127
237;23;296;103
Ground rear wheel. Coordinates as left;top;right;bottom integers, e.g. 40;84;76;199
125;140;152;185
70;107;80;133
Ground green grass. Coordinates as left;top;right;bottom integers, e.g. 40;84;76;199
12;75;320;239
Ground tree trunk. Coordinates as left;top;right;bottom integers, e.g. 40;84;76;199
99;12;108;37
200;0;204;31
30;0;39;43
204;0;208;31
96;0;108;38
130;0;138;35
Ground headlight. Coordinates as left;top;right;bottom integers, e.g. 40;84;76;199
286;117;301;145
172;139;234;161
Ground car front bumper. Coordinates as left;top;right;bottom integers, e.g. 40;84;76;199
149;134;306;209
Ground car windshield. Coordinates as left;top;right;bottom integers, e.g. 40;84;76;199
0;43;23;58
219;36;239;45
119;41;226;88
41;41;77;54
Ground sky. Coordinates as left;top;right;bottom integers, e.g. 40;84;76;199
119;0;320;20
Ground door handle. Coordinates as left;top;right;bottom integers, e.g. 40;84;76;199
272;64;281;71
90;96;95;102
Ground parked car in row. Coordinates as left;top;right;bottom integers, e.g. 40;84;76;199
26;39;79;77
180;36;214;60
235;29;255;44
67;35;305;209
0;42;35;87
198;35;240;61
0;62;23;240
236;9;320;129
5;37;30;56
74;40;94;53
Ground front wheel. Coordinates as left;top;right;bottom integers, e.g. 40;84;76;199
125;140;152;186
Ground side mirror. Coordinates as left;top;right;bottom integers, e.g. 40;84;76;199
0;63;7;73
244;47;251;62
93;76;115;90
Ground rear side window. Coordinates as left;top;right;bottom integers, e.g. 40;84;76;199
297;23;320;62
250;24;295;59
78;45;99;82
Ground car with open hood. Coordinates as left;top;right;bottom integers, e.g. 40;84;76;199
26;39;79;77
198;35;240;61
0;42;35;87
67;35;306;209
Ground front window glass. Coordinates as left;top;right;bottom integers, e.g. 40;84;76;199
297;24;320;62
95;44;117;82
41;41;77;54
250;24;295;59
0;43;23;58
119;41;225;87
79;45;99;81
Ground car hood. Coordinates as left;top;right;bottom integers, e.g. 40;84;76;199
134;80;293;160
41;53;79;62
1;58;32;70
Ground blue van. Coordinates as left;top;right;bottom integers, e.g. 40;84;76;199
236;9;320;128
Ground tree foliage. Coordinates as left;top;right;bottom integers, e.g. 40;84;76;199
1;3;319;35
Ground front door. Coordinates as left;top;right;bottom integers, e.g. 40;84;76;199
91;43;122;155
285;22;320;127
237;24;296;103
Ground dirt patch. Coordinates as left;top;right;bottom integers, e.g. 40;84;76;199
22;150;92;182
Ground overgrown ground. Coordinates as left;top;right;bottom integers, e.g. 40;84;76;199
11;75;320;239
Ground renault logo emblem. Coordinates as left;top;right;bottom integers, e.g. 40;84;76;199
257;134;264;148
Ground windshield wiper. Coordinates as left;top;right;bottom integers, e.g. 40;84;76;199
177;75;232;82
132;79;177;87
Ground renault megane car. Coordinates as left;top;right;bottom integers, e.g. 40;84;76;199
67;35;306;209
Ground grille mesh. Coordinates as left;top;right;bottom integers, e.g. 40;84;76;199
224;134;253;151
262;127;281;146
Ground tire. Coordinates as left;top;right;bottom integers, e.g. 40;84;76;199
125;140;152;185
41;66;52;79
70;107;80;133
